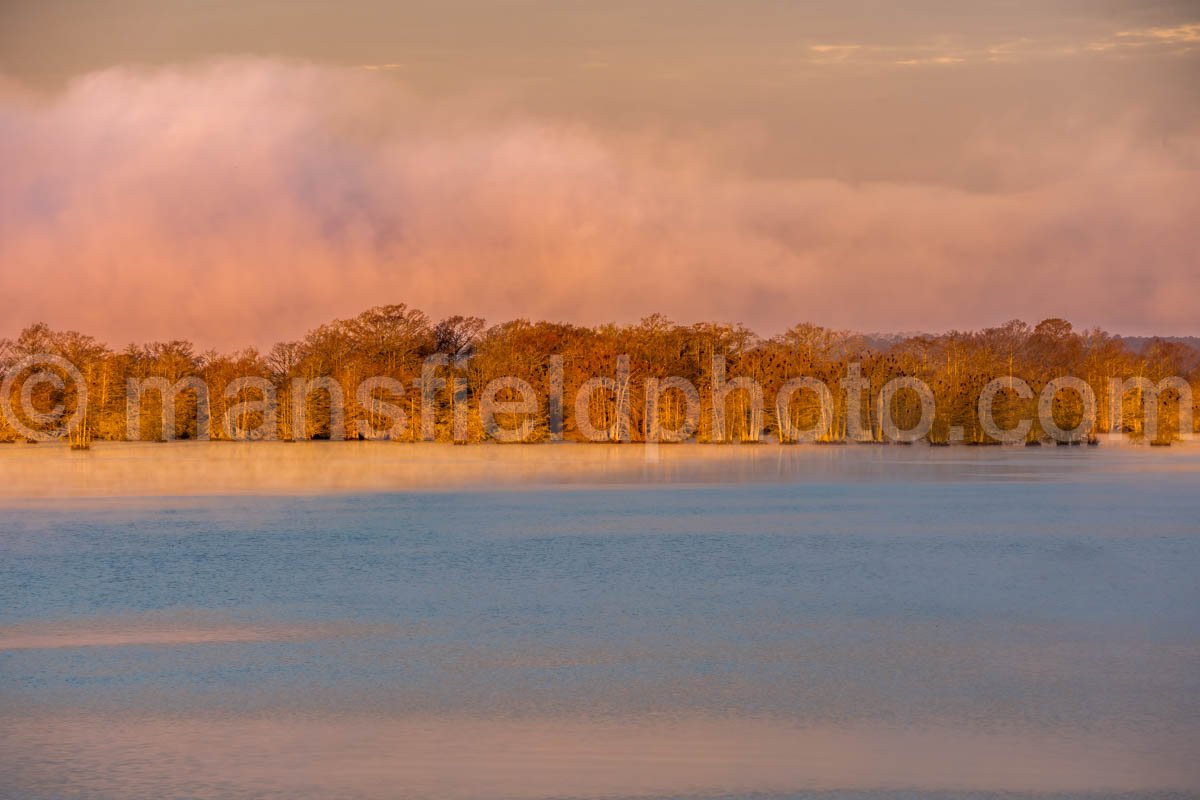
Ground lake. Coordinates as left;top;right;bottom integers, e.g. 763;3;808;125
1;443;1198;798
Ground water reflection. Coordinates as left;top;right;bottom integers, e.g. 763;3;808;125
1;444;1198;797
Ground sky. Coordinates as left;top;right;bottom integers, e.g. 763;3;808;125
1;0;1198;349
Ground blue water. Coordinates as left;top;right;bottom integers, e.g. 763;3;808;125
2;447;1199;797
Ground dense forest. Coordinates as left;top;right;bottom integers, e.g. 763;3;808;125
2;306;1196;445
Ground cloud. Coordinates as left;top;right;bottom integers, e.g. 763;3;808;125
893;55;966;66
0;58;1198;349
804;21;1200;67
1114;22;1200;45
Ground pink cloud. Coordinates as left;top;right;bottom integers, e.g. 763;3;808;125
1;58;1197;349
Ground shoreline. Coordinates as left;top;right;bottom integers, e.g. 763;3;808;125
0;439;1194;502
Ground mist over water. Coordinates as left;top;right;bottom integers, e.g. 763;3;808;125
1;439;1199;498
2;444;1199;797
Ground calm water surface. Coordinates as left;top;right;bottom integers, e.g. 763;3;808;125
1;444;1198;798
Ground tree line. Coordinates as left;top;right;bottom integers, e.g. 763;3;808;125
1;306;1196;445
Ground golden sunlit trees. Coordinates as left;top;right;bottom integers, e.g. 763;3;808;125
1;310;1196;445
